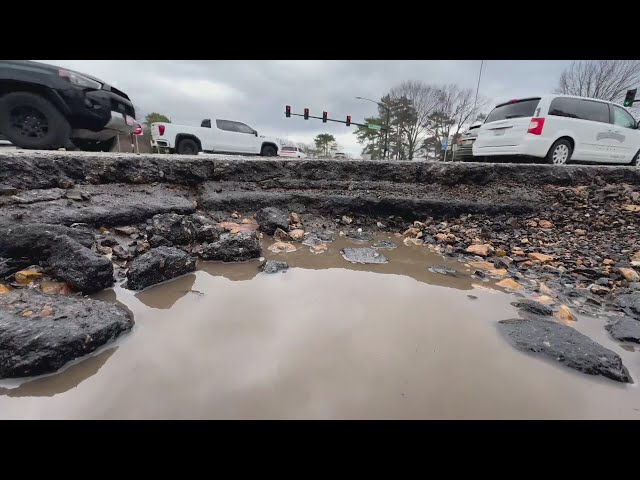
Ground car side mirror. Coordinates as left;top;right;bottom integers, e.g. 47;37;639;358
637;120;640;129
254;130;258;137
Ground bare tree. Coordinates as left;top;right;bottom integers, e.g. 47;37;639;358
435;84;488;142
389;81;440;160
555;60;640;114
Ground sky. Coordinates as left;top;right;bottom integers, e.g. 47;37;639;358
40;60;572;157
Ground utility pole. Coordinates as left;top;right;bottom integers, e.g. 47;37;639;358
473;60;484;114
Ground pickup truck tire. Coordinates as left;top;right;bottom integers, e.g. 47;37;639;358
176;138;199;155
0;92;71;150
73;137;116;152
261;145;277;157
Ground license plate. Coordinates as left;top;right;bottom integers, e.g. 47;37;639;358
493;129;506;136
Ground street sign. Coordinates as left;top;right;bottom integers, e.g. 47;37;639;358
441;139;448;151
133;123;143;136
367;124;381;131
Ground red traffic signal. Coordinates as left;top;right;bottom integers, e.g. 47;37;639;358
304;108;309;120
285;105;291;118
346;115;351;127
322;111;328;123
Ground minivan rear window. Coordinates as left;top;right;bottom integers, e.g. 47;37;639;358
548;97;610;124
484;98;541;123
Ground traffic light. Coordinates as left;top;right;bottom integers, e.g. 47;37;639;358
285;105;291;118
322;111;328;123
304;108;309;120
346;115;351;127
624;89;637;107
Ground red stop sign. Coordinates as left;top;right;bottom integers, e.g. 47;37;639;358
133;123;143;136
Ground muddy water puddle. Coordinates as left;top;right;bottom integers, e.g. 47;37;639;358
1;234;639;419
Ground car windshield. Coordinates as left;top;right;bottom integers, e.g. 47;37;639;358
485;98;541;123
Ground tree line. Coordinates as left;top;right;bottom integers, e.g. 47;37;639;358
355;81;488;161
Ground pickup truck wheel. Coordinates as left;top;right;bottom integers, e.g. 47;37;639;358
73;137;116;152
0;92;71;150
261;145;277;157
176;138;198;155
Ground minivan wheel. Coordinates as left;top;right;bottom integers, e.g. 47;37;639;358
176;138;198;155
0;92;71;150
546;139;572;165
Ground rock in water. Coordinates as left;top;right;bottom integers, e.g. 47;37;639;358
605;318;640;344
372;240;397;250
511;299;553;317
288;229;305;241
0;289;133;379
47;235;114;293
199;230;262;262
498;319;632;383
255;207;289;235
340;248;387;264
268;241;296;253
126;246;196;290
151;213;195;245
261;260;289;274
346;230;373;242
429;266;457;276
302;231;336;247
273;228;291;241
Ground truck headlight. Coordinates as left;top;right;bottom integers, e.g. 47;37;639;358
58;69;102;89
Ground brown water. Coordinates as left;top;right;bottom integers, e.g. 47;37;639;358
1;234;639;419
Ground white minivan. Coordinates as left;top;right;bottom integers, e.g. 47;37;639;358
473;95;640;165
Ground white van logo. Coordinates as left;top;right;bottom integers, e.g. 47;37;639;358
596;131;625;143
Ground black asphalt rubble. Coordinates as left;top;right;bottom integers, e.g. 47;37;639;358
0;289;133;379
498;319;632;383
126;246;196;291
1;151;640;381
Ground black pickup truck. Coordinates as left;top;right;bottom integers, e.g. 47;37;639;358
0;60;136;151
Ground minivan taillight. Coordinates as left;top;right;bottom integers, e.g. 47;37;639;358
527;118;545;135
158;125;165;136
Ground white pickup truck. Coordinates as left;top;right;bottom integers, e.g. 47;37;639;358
150;118;281;156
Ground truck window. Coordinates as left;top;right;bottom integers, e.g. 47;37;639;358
232;122;255;134
216;120;235;132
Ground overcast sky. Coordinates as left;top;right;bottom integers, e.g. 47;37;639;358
41;60;571;157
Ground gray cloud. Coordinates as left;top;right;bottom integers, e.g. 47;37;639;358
40;60;571;156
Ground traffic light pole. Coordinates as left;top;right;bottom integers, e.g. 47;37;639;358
286;110;388;131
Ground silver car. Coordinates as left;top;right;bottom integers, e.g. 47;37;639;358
455;123;482;161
